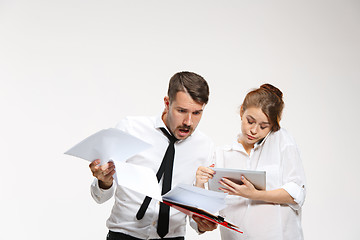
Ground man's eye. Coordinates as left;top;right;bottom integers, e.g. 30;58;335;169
193;111;201;115
179;109;186;113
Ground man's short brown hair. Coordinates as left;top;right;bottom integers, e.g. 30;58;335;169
167;71;209;105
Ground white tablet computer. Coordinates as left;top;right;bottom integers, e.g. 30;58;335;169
208;168;266;192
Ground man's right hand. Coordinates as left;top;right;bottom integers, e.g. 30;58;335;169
89;159;115;189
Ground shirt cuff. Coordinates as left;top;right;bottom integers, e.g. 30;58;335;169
91;178;115;203
282;182;306;210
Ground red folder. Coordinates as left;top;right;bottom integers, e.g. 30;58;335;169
163;200;243;234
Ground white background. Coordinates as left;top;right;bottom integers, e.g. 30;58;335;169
1;0;359;239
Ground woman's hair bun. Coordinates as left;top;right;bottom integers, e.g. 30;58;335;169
260;83;283;100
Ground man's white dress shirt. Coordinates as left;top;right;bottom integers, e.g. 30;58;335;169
215;128;306;240
91;115;214;239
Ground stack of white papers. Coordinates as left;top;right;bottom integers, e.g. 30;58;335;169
65;128;151;165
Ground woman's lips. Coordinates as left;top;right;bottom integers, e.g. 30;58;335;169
247;134;256;140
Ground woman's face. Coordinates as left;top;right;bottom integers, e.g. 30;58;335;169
239;107;273;147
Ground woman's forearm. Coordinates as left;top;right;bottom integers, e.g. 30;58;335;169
253;188;296;204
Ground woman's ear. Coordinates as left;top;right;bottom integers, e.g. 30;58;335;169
240;105;244;118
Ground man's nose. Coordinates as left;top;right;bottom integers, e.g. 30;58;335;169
183;113;192;126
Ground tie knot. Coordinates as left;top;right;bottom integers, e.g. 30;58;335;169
159;127;178;144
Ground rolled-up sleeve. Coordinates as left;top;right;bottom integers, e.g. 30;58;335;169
90;178;116;204
281;144;306;210
282;182;306;210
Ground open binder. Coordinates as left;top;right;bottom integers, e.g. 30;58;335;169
162;184;243;234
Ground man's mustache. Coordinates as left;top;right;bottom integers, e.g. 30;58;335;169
178;125;191;130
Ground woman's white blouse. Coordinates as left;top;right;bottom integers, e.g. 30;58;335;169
215;128;306;240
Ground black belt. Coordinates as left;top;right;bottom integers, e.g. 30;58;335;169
107;230;185;240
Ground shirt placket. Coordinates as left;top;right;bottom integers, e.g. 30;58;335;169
142;199;160;239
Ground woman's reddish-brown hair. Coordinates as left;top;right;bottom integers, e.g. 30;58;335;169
241;83;284;132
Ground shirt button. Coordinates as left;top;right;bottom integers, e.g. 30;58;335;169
152;221;157;226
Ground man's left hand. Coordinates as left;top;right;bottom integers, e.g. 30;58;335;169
192;215;217;233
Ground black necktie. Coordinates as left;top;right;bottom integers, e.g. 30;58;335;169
136;127;177;238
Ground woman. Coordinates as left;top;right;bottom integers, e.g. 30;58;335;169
195;84;306;240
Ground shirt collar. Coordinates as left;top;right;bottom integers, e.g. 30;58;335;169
155;114;167;129
228;138;247;153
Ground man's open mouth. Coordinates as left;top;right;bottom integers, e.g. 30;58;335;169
179;128;190;134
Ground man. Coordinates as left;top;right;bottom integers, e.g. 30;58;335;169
89;71;217;240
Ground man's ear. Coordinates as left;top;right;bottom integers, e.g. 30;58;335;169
164;96;170;112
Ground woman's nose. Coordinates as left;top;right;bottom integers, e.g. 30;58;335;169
250;126;257;135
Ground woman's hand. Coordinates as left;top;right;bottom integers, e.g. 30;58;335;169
220;176;297;204
219;176;259;199
195;166;215;188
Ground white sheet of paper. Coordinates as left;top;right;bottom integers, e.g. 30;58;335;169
64;128;152;165
115;162;162;201
162;184;227;214
64;128;160;198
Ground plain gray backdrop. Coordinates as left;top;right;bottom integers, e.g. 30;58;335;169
1;0;359;239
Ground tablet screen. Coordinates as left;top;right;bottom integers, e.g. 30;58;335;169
208;168;266;192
